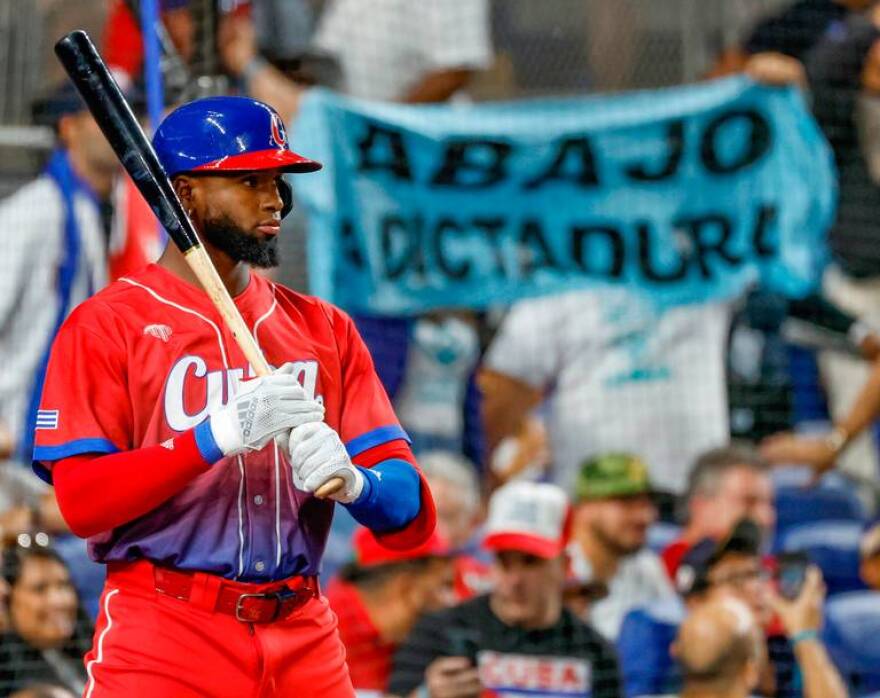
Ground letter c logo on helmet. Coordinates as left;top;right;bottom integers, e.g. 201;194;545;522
270;112;288;149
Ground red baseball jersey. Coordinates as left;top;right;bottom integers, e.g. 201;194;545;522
33;263;409;580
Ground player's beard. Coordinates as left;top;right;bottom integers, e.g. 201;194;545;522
201;214;279;269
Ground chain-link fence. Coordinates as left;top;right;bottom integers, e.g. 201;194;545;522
1;1;879;696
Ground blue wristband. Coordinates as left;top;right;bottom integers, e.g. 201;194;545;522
193;420;224;464
790;629;819;647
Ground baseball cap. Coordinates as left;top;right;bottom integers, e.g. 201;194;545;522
352;526;450;568
675;518;763;597
575;452;653;501
31;80;144;128
31;82;84;125
483;481;570;559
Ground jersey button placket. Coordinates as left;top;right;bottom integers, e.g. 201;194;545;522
243;456;276;579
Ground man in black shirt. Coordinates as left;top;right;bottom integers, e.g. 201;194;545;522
388;481;621;698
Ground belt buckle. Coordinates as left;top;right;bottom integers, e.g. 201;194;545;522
235;588;298;623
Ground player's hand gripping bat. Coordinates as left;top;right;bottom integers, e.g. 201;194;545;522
54;29;344;498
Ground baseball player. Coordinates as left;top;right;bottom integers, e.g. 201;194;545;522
31;95;436;698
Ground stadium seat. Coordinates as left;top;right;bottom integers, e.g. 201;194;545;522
616;597;685;697
53;533;105;621
779;520;866;595
773;468;867;551
822;591;880;695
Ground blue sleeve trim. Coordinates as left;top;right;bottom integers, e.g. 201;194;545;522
344;459;420;532
345;425;410;458
194;420;224;464
33;437;119;462
31;437;121;485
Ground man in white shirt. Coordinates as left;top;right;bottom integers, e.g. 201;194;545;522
312;0;493;103
567;452;677;641
0;84;113;463
481;288;730;495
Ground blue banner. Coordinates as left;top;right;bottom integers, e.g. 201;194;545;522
292;78;835;315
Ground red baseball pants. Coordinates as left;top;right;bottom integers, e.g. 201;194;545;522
81;561;355;698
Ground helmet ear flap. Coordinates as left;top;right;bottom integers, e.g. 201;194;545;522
279;178;293;219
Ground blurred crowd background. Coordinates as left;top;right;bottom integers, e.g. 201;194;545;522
3;1;880;697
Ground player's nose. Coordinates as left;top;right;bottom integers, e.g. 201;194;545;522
263;183;284;214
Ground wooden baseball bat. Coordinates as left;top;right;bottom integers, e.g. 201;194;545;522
54;30;344;498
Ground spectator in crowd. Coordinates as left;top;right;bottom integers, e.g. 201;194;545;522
311;0;493;103
480;289;732;499
711;0;874;86
220;0;493;121
675;520;777;696
0;82;113;465
0;538;93;696
324;526;454;695
102;0;195;94
676;518;847;698
859;519;880;588
480;286;871;501
0;465;102;620
388;481;621;698
662;446;776;580
419;451;483;551
418;451;492;600
676;520;774;631
673;596;767;698
759;4;880;483
567;453;676;641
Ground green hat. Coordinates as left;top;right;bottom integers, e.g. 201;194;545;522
575;452;653;500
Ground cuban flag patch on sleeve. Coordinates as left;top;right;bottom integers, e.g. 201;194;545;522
35;410;59;430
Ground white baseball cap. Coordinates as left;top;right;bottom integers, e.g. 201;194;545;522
483;481;571;559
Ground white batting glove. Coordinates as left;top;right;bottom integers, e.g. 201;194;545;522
209;363;324;457
288;421;364;503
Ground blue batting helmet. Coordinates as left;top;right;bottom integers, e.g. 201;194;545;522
152;95;322;177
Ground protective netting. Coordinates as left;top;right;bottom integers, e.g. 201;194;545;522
1;2;879;697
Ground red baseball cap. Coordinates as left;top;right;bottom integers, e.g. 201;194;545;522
353;526;450;567
483;481;571;559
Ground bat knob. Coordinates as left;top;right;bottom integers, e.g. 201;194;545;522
314;476;346;500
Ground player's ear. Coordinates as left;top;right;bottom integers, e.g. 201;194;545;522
173;175;196;215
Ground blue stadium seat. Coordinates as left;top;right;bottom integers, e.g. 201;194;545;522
53;533;105;621
779;520;866;595
616;597;685;697
773;469;867;551
822;591;880;695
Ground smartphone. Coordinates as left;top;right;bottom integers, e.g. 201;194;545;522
776;552;810;600
446;628;480;666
